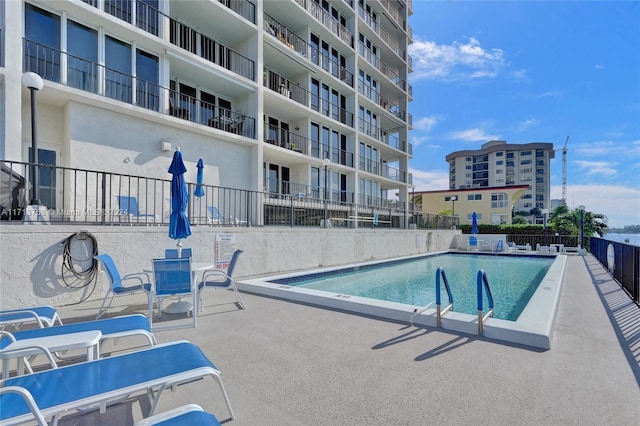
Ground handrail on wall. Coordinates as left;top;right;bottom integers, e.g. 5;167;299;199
476;269;494;334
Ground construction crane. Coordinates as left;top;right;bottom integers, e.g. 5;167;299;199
561;136;569;205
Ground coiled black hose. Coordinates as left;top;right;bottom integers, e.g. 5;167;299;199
60;231;99;304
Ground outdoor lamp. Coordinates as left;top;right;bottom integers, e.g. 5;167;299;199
22;72;44;205
542;208;549;246
323;158;331;228
450;195;457;216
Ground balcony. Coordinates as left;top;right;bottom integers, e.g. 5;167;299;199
23;39;256;139
358;42;407;92
81;0;254;81
379;0;406;30
359;158;406;183
358;119;407;152
265;69;354;128
294;0;354;48
264;14;354;88
358;4;405;60
358;81;406;122
264;124;355;168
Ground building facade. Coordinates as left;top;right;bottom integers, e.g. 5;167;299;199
0;0;413;225
446;140;555;214
412;185;530;226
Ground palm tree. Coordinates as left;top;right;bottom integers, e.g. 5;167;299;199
548;205;608;249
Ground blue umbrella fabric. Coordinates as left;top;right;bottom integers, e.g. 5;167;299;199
194;158;205;198
168;148;192;245
471;211;479;234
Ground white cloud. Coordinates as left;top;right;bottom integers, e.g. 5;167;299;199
535;91;562;99
414;116;439;132
574;160;618;177
410;135;430;147
595;64;605;69
449;128;500;142
409;37;507;81
516;118;539;132
551;184;640;228
409;168;450;191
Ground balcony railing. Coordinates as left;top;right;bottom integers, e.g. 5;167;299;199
359;158;406;183
265;69;354;128
358;4;405;60
23;39;256;139
294;0;354;48
1;161;428;229
358;118;407;152
81;0;254;80
358;42;406;92
358;81;406;121
264;124;355;168
264;14;354;87
379;0;406;30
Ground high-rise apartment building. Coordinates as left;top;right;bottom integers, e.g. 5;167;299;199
0;0;414;225
446;140;555;213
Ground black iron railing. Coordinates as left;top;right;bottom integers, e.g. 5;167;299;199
591;237;640;304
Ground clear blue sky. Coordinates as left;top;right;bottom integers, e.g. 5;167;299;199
407;0;640;228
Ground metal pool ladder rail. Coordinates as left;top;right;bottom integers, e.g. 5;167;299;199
410;267;454;326
476;269;494;334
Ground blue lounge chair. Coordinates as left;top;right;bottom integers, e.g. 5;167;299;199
468;236;478;251
150;257;196;329
133;404;221;426
0;306;63;330
206;206;224;225
116;195;158;223
164;248;193;258
197;249;245;310
94;254;153;319
0;341;234;425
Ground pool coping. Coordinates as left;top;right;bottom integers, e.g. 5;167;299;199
238;252;568;350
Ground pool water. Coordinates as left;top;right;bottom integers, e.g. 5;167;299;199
270;253;554;321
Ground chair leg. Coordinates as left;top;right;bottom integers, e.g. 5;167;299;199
96;291;115;319
230;281;246;309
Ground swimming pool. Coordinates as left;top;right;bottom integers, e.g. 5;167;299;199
239;252;567;349
270;254;553;321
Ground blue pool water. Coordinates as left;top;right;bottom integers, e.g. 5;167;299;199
270;254;554;321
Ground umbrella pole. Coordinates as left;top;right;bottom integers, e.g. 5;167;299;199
177;240;182;258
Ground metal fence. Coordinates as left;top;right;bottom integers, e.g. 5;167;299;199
590;237;640;305
1;161;449;229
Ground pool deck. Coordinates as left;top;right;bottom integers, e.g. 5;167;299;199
49;253;640;425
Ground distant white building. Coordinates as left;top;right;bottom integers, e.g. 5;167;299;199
446;140;555;216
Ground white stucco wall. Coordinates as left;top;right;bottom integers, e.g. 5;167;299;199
0;225;458;309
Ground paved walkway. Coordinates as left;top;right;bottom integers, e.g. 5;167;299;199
53;254;640;425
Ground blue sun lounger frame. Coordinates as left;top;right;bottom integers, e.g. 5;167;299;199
0;314;157;352
0;306;62;330
0;341;234;425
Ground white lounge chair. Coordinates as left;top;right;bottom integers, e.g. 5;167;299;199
0;306;63;330
0;341;234;425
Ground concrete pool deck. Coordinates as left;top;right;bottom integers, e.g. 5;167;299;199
48;253;640;425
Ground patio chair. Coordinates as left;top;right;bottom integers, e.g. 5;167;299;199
468;236;478;251
94;254;153;319
0;306;63;330
150;257;196;328
133;404;221;426
206;206;224;226
116;195;158;223
197;249;246;311
165;248;193;258
0;341;235;425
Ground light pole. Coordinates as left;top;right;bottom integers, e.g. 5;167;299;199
22;72;44;206
450;195;457;229
323;158;330;228
542;208;549;246
578;205;585;250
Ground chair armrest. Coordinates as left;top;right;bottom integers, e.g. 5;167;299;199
0;330;17;343
199;270;231;284
0;310;45;328
120;272;152;293
0;387;48;426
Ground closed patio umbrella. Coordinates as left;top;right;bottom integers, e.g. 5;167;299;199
471;211;479;234
168;148;191;256
194;158;205;221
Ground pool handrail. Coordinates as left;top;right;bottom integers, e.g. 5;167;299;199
476;269;495;334
435;267;454;327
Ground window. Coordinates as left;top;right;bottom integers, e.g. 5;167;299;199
536;168;544;175
466;165;472;170
522;194;532;199
496;169;503;174
495;177;504;183
506;152;514;159
536;177;544;183
467;194;481;201
28;148;57;209
67;21;98;93
520;176;532;182
467;213;482;220
466;157;472;161
536;159;545;166
496;160;503;165
536;150;545;157
521;150;532;156
24;4;61;82
520;159;532;165
496;152;504;157
135;50;159;110
520;168;532;174
506;161;514;167
105;36;132;103
491;193;508;208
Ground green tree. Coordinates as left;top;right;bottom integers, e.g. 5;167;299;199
548;205;608;247
512;215;528;225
